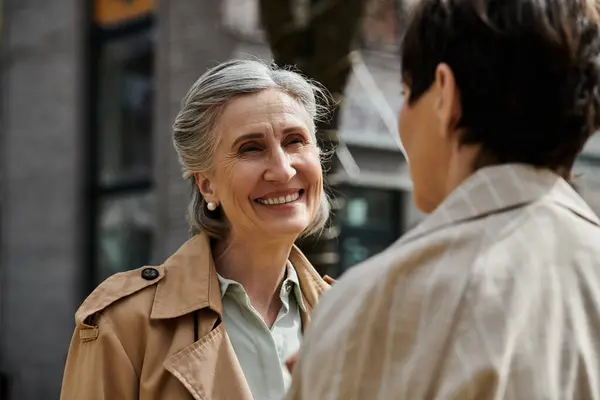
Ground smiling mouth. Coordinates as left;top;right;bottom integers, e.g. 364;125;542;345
255;190;304;205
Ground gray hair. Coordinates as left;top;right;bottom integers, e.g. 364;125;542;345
172;59;332;240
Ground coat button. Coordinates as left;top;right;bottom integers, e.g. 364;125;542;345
141;268;159;280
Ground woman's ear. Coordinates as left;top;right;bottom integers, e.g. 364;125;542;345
194;172;217;202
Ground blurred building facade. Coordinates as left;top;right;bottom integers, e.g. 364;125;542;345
1;0;600;399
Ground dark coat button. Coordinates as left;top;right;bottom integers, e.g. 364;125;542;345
141;267;159;280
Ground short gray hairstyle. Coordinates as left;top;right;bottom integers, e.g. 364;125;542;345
172;59;332;240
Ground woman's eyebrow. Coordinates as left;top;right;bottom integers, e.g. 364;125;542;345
282;126;308;134
230;132;265;150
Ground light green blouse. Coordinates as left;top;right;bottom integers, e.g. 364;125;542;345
217;262;305;400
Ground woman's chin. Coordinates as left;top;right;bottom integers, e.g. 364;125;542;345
260;219;309;239
253;203;311;229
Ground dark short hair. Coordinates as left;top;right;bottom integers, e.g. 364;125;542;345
401;0;600;177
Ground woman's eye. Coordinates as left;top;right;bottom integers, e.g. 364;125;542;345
285;136;305;146
239;144;262;153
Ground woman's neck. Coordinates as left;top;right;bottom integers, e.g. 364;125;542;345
213;236;293;324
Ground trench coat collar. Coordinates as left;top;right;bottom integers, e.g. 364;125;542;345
402;163;600;244
150;232;329;320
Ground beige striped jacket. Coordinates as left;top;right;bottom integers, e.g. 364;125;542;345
287;164;600;400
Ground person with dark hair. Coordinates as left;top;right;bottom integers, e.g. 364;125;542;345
286;1;600;399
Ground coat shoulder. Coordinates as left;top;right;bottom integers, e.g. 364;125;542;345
75;265;165;326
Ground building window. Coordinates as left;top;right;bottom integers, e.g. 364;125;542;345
88;1;156;288
97;31;154;187
336;185;404;276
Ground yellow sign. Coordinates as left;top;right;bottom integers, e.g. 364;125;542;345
94;0;155;26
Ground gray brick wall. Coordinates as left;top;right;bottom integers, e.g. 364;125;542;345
1;1;84;398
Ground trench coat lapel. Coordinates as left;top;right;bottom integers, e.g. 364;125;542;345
151;234;252;400
163;324;253;400
290;243;330;332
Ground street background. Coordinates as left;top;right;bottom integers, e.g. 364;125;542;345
1;1;600;399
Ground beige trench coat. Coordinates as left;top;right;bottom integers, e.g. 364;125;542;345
60;233;331;400
288;164;600;400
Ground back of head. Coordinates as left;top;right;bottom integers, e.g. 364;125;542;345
401;0;600;176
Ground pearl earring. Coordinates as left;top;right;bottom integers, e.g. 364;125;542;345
207;201;217;211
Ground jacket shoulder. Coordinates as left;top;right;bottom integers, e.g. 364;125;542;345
75;265;165;326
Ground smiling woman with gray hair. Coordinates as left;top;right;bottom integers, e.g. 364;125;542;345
60;59;334;400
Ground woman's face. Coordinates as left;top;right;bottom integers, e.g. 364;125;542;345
197;89;323;242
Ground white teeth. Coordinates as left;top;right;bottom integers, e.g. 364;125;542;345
257;191;300;205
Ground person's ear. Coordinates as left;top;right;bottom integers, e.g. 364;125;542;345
194;172;218;203
434;63;462;139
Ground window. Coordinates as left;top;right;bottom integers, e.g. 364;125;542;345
87;1;156;289
97;31;154;186
336;186;404;276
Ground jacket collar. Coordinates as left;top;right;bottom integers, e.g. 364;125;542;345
150;232;328;320
402;164;600;244
217;261;307;312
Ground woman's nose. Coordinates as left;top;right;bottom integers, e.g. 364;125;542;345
263;148;296;182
